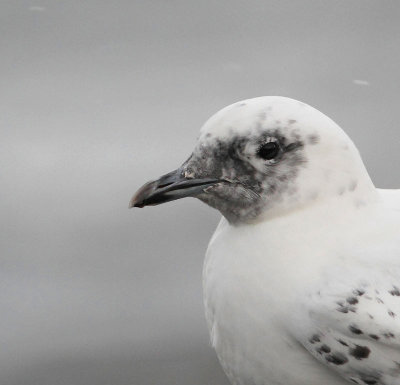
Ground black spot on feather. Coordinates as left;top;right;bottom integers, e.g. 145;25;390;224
383;332;395;339
326;352;348;365
353;289;365;296
362;379;377;385
347;297;359;305
309;334;320;344
320;344;331;353
349;345;370;360
349;325;363;335
369;334;379;340
360;372;381;385
389;286;400;296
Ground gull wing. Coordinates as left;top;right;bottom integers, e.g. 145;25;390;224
292;265;400;385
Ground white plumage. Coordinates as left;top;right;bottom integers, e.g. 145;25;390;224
204;189;400;385
133;97;400;385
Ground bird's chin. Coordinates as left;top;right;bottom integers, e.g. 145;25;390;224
197;184;264;224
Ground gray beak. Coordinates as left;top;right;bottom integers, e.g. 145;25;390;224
129;168;220;208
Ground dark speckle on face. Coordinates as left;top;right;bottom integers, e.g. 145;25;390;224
349;180;358;192
258;111;267;121
307;134;320;145
290;129;301;141
349;345;370;360
288;119;296;124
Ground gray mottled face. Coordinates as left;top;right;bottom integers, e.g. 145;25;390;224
182;127;308;223
131;96;373;224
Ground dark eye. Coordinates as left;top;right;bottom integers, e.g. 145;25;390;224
257;142;280;160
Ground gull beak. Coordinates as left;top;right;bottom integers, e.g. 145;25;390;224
129;168;220;208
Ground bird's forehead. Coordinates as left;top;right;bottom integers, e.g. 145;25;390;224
198;96;334;143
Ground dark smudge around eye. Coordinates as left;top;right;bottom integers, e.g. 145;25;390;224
183;128;306;223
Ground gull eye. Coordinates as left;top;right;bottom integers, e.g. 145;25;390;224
257;142;280;160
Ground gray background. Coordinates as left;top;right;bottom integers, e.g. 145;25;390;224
2;1;400;384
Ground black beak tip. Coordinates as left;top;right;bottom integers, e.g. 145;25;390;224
129;181;156;209
129;201;144;209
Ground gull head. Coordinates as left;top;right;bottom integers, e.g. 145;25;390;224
130;96;375;224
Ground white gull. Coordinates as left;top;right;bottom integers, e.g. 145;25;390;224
131;96;400;385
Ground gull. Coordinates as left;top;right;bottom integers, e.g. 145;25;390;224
130;96;400;385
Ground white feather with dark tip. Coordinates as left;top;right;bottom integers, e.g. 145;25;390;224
131;96;400;385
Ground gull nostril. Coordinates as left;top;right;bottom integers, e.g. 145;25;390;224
158;181;174;188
